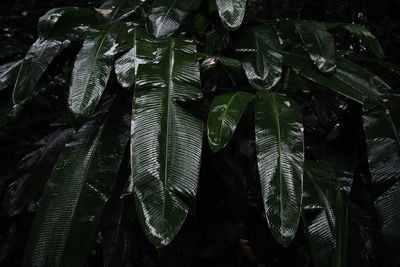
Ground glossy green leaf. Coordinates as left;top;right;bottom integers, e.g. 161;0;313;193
284;52;390;104
69;25;120;117
363;95;400;185
239;26;282;90
99;0;144;21
216;0;247;31
148;0;196;38
375;180;400;265
295;20;336;74
13;38;69;104
255;91;304;247
207;91;254;152
344;24;384;59
23;99;130;267
132;37;203;247
0;59;22;91
302;160;337;267
38;7;96;39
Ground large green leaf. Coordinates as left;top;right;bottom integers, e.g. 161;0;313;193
284;52;390;104
295;20;336;74
0;59;22;91
363;95;400;185
375;180;400;265
69;25;121;117
215;0;247;31
148;0;196;38
23;99;130;267
99;0;144;21
13;38;69;104
207;91;254;152
302;160;337;267
131;37;203;247
343;24;384;59
238;26;282;90
255;91;304;247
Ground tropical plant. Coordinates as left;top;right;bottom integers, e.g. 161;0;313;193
1;0;399;266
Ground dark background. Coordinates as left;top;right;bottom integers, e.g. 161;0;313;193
0;0;399;266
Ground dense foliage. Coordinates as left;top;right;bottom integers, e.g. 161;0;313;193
1;0;400;266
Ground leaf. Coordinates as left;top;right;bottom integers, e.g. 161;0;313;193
4;128;74;217
255;91;304;247
13;38;69;104
295;20;336;74
215;0;247;31
148;0;196;38
23;99;130;267
132;37;203;247
99;0;145;21
343;24;384;59
69;24;121;117
334;189;349;267
302;160;337;267
207;91;254;152
375;180;400;265
0;59;22;92
239;26;283;90
284;52;390;104
38;7;97;39
363;95;400;185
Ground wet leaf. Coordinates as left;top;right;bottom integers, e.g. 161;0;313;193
216;0;247;31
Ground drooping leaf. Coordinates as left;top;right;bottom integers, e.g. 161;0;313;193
284;52;390;104
0;59;22;91
375;180;400;265
132;37;203;247
4;128;74;217
334;189;349;267
207;91;254;152
69;24;121;117
23;99;130;267
255;91;304;247
363;95;400;185
13;38;69;104
343;24;384;59
147;0;196;38
302;160;337;267
238;26;282;90
38;7;97;39
295;20;336;74
99;0;145;21
215;0;247;31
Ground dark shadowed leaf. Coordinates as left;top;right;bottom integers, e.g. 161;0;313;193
255;91;304;247
4;128;74;217
132;37;203;247
23;99;130;267
295;20;336;74
147;0;196;38
343;24;384;59
13;38;69;104
215;0;247;31
302;160;337;267
207;91;254;152
237;26;282;90
334;189;349;267
69;24;121;117
284;52;390;104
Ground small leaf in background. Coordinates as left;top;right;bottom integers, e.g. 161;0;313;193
295;20;336;74
216;0;247;31
344;24;384;59
238;26;282;90
148;0;197;38
13;38;69;104
255;91;304;247
207;91;254;152
99;0;145;21
23;99;130;267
